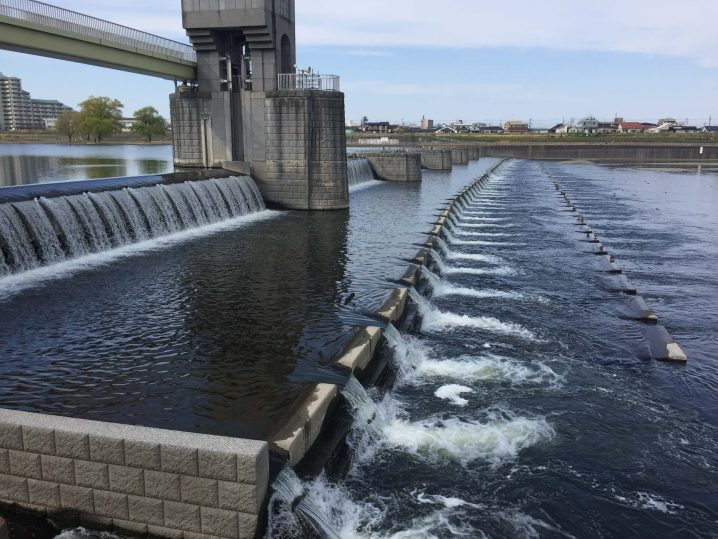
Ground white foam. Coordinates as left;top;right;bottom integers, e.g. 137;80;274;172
444;252;504;264
0;210;281;301
432;285;525;300
421;310;539;341
383;413;555;466
349;179;383;193
418;355;561;386
434;384;474;406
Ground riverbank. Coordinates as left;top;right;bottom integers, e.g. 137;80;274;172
0;132;171;146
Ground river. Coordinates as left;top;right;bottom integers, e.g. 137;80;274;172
0;147;716;537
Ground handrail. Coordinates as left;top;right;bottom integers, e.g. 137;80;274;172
277;72;340;92
0;0;196;63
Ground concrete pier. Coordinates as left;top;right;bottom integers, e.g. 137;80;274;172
421;149;453;170
355;153;422;182
451;148;469;165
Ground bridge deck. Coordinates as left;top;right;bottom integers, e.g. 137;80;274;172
0;0;197;80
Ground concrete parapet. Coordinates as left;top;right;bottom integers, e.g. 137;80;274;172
355;153;422;182
451;148;469;165
0;409;268;539
421;149;453;170
479;143;718;162
467;146;480;160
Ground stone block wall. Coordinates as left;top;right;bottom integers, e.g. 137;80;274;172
0;409;268;539
170;90;212;168
451;148;469;165
258;90;348;210
420;149;453;170
355;153;422;182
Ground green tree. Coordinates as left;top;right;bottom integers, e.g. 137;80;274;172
131;106;167;142
55;110;77;143
76;96;123;143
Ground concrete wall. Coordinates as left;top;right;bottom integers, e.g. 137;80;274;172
479;144;718;162
0;409;268;539
467;146;480;161
451;148;469;165
355;153;422;182
421;149;452;170
170;90;212;168
256;90;348;210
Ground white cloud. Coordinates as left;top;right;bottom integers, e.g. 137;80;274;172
296;0;718;67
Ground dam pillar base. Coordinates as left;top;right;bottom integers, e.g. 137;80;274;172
421;149;453;170
356;152;422;182
254;90;348;210
170;88;212;168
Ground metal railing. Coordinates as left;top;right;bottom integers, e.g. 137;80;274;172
0;0;196;63
277;72;340;92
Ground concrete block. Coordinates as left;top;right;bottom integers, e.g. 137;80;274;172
180;475;219;507
0;473;29;502
111;518;148;536
93;490;129;519
164;501;202;533
145;470;181;502
148;525;183;538
59;484;94;513
22;427;56;455
201;506;239;538
161;445;199;476
56;431;90;460
9;450;42;480
0;449;9;475
0;423;23;451
74;460;110;490
238;513;257;539
127;495;164;526
40;455;75;485
198;450;236;482
217;481;260;514
109;465;145;496
89;435;125;465
124;440;161;471
27;479;61;508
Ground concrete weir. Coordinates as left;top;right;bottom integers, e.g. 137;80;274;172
354;152;422;182
421;149;453;170
548;171;688;363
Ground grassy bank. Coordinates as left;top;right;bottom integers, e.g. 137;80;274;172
0;131;171;145
348;132;718;145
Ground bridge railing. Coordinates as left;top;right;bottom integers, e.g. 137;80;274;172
0;0;196;63
278;72;341;92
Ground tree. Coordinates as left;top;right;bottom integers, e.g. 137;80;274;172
131;106;167;142
55;110;77;143
76;96;123;143
361;115;369;126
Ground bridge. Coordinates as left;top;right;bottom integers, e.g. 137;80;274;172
0;0;197;80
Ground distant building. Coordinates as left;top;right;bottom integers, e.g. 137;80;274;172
361;121;393;133
477;125;503;133
618;122;645;133
0;73;72;130
0;73;33;130
420;116;434;130
594;122;617;134
703;126;718;133
503;120;529;132
31;99;73;129
577;116;600;132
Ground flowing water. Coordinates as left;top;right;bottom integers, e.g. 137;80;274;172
1;152;717;538
268;160;718;538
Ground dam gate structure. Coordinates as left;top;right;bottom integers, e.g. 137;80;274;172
171;0;348;210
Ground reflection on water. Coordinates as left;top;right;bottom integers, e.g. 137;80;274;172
0;144;173;186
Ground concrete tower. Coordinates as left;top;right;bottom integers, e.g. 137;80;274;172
171;0;348;210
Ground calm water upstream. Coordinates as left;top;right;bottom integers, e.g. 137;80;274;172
0;147;716;538
0;144;173;186
270;160;718;538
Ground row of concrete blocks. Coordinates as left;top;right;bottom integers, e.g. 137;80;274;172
0;410;268;538
267;160;507;472
549;176;687;363
421;146;481;170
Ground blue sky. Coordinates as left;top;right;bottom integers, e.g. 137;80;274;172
1;0;716;127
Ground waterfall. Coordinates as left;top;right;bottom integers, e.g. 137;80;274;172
0;175;265;276
269;468;342;539
420;265;444;290
341;376;378;423
347;158;376;186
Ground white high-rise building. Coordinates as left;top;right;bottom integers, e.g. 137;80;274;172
0;73;33;130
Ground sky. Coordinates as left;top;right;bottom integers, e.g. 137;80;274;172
1;0;716;127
